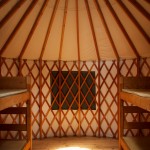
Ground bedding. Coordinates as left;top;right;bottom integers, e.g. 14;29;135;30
0;89;27;98
122;89;150;98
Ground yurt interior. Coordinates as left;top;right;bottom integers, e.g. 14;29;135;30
0;0;150;150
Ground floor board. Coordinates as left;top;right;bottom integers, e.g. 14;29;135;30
33;137;118;150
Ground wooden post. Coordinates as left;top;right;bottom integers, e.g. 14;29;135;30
0;57;1;139
119;98;124;150
136;57;141;135
78;60;81;136
18;58;22;140
118;59;122;150
39;59;42;139
26;76;32;149
98;60;100;137
59;60;61;137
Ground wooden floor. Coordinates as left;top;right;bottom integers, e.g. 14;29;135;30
33;137;118;150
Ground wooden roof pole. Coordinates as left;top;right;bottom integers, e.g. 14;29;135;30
18;0;49;59
129;0;149;20
58;0;69;61
84;0;101;136
105;0;140;76
76;0;80;62
117;0;149;43
105;0;140;59
0;1;25;29
0;0;10;8
58;0;68;136
40;0;60;60
84;0;100;61
94;0;120;136
0;0;38;56
94;0;119;60
75;0;81;136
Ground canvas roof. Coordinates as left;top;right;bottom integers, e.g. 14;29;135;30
0;0;150;61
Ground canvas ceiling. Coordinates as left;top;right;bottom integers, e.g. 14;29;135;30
0;0;150;61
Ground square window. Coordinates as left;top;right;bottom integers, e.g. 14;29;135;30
50;71;96;110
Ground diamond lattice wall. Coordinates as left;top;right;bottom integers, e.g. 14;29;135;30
0;58;149;139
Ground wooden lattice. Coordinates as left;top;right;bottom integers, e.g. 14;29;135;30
41;61;60;137
100;60;118;137
21;60;40;139
0;57;150;139
80;61;99;136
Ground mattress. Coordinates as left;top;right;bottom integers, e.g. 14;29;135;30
122;89;150;98
0;89;27;98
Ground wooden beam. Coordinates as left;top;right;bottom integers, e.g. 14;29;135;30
98;61;100;137
117;0;149;43
94;0;119;60
18;57;24;140
78;60;81;136
58;60;62;137
40;0;60;59
0;0;25;29
76;0;81;136
0;124;27;131
105;0;140;59
84;0;100;61
58;0;68;61
0;0;38;56
124;122;150;129
129;0;149;20
0;107;27;114
76;0;80;61
0;0;10;8
26;84;32;148
18;0;49;59
39;59;42;139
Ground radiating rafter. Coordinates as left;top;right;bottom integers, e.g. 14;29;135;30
94;0;119;60
0;0;38;56
0;0;25;29
58;0;69;60
105;0;140;59
0;0;10;8
84;0;100;60
40;0;60;60
75;0;81;136
117;0;150;43
18;0;49;59
76;0;80;61
129;0;149;20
